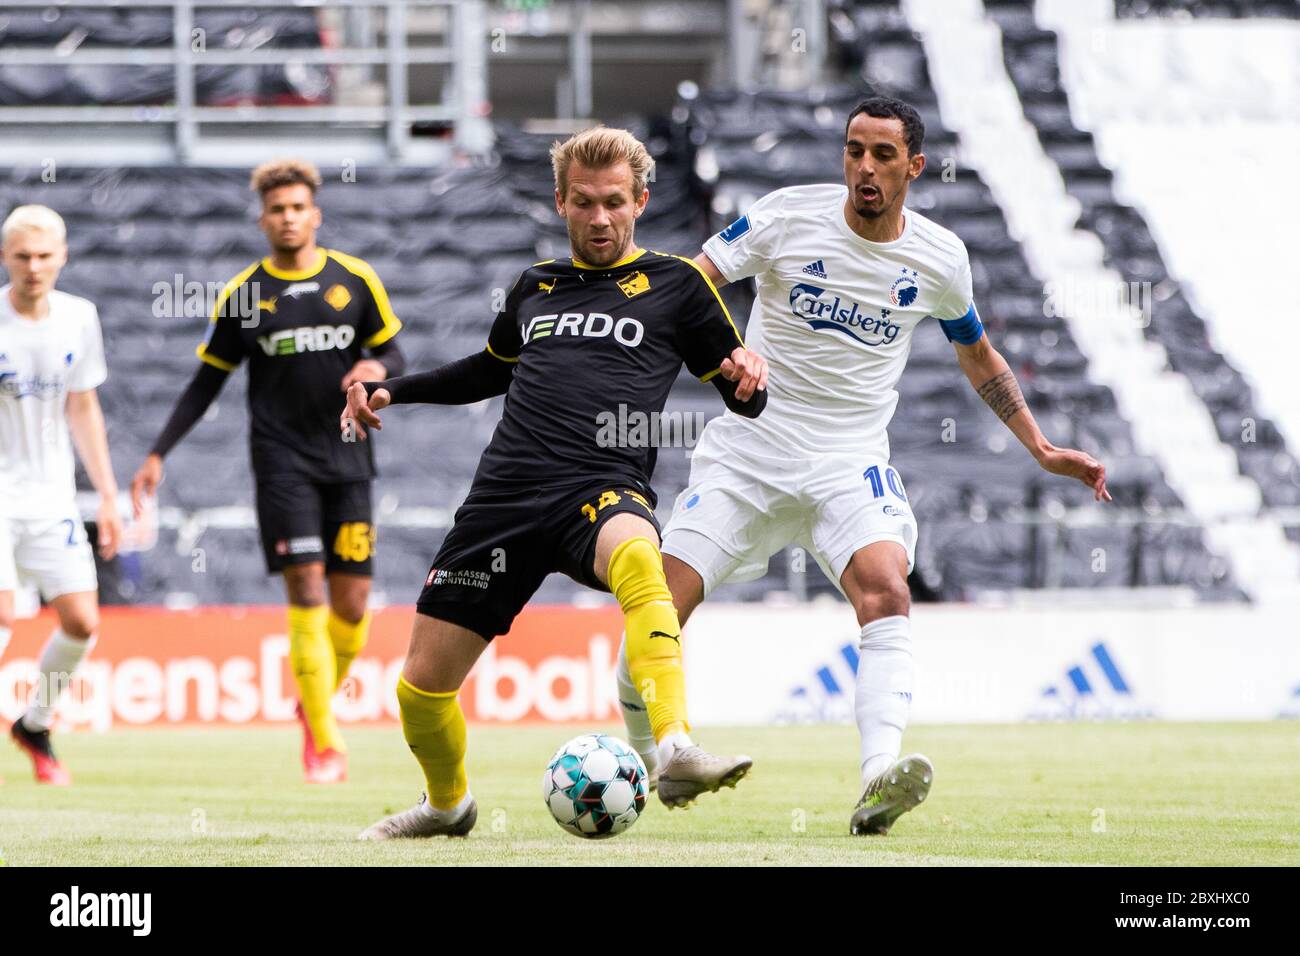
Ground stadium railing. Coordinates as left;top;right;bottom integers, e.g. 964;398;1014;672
0;0;492;165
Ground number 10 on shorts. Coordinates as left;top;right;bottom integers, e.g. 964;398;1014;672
864;465;908;503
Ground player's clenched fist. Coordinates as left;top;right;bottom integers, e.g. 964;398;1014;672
719;346;768;402
342;381;390;440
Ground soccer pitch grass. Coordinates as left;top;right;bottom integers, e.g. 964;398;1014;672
2;723;1297;866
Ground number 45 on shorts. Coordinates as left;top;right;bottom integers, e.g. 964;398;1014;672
332;522;375;563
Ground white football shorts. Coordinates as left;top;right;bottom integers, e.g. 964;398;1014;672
0;511;99;600
661;423;917;597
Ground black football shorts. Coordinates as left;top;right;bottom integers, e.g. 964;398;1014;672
255;475;375;575
416;476;661;640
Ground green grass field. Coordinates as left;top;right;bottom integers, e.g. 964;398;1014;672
2;723;1297;866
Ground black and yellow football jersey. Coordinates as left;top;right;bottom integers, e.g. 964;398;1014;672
475;249;743;490
197;248;402;481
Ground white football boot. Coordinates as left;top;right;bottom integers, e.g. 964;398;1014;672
656;745;752;809
358;793;477;841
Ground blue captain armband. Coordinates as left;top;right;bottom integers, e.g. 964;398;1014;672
937;303;984;345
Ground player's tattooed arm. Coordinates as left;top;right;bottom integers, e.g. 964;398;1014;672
975;369;1026;423
955;335;1111;502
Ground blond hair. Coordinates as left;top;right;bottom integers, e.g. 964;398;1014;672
2;204;67;246
249;158;322;197
550;127;654;198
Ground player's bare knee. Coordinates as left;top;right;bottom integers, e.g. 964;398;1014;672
854;580;910;625
49;592;98;637
328;579;370;623
403;613;486;694
59;610;98;639
284;563;326;607
333;601;367;624
663;554;704;624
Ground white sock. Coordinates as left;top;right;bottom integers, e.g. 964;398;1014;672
616;633;660;774
855;615;913;788
419;790;473;819
22;628;94;732
656;731;693;770
0;625;11;659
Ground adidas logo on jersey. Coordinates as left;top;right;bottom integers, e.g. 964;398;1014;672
801;259;828;279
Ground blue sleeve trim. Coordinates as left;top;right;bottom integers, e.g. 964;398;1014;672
938;303;983;345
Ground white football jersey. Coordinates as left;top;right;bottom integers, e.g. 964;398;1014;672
701;183;976;458
0;286;107;518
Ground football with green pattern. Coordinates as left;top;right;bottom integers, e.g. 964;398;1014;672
543;733;649;838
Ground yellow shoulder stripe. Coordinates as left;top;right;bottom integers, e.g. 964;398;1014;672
209;260;261;324
486;343;519;364
326;249;403;348
668;253;745;378
195;348;237;372
194;259;260;370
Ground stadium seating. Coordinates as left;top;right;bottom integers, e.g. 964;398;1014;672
0;1;1255;606
990;0;1300;518
671;71;1241;600
1113;0;1300;17
0;6;329;106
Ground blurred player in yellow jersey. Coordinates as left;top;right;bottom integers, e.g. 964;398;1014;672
132;160;406;783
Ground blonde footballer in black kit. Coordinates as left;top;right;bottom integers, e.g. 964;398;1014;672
343;128;770;839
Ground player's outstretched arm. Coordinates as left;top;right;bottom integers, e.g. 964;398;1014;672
130;362;231;518
66;388;123;559
340;349;516;440
953;333;1111;502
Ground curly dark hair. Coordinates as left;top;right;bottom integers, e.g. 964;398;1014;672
249;158;322;197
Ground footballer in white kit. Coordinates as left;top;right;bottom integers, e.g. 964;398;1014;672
618;97;1110;832
0;205;122;785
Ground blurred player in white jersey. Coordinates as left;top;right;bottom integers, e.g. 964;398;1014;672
0;205;122;785
618;97;1110;833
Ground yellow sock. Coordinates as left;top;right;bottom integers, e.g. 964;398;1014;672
288;604;344;753
397;677;468;810
328;609;370;692
608;536;689;741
